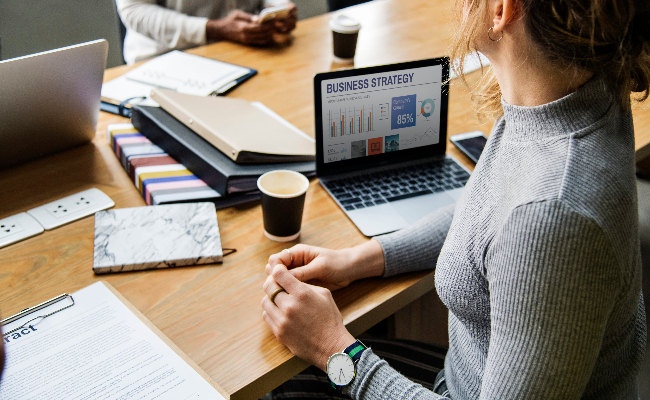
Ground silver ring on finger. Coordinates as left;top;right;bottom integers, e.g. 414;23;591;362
282;248;293;264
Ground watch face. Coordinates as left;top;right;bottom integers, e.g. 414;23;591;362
327;353;355;386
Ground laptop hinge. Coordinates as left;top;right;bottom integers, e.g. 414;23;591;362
319;154;449;183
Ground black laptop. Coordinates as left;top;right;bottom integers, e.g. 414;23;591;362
314;57;470;236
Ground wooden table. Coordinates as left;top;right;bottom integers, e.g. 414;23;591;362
2;0;650;398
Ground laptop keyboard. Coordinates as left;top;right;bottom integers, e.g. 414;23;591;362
324;159;470;211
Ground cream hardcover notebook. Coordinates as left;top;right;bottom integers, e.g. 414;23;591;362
150;88;315;164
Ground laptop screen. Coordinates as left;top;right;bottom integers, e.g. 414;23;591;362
314;58;449;177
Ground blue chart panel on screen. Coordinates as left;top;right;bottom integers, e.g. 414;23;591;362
391;95;416;130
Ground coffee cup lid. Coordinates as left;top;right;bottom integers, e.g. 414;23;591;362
329;15;361;33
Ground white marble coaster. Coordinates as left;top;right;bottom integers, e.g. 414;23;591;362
93;203;222;274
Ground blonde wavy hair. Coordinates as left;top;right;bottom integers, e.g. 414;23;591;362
450;0;650;120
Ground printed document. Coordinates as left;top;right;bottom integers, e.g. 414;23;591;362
125;51;249;96
0;281;225;400
101;50;251;107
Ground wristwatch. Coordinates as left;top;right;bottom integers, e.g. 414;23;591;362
326;340;368;390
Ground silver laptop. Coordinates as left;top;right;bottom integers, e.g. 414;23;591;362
0;39;108;170
314;57;470;237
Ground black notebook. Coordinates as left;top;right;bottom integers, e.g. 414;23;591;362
131;106;315;196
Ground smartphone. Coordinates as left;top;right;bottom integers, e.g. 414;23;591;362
259;5;292;23
450;131;488;164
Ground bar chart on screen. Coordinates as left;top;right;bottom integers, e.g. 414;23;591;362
320;64;443;164
326;104;389;137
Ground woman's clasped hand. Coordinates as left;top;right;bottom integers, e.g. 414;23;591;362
260;242;384;370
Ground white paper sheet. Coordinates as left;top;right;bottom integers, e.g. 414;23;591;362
101;51;250;106
125;51;250;97
101;75;160;107
0;282;224;400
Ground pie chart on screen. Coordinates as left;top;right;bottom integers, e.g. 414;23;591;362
421;99;435;118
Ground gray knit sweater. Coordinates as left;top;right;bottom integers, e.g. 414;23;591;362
348;78;647;399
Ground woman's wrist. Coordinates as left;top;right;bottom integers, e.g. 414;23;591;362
342;240;385;282
316;329;356;371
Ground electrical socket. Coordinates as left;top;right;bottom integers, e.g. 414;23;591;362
0;213;44;249
46;195;96;219
0;220;24;239
27;188;114;230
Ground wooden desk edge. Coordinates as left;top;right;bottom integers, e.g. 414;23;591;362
230;270;436;400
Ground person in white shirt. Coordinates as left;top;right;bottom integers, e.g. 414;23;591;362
116;0;297;64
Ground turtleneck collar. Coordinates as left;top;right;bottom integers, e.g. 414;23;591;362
500;77;613;140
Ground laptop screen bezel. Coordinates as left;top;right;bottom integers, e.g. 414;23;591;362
314;57;450;178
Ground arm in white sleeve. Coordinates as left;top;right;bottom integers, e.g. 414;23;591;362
116;0;208;50
263;0;293;7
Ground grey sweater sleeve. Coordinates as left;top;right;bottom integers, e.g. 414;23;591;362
345;350;448;400
347;200;621;399
345;205;456;400
479;200;620;398
374;203;455;277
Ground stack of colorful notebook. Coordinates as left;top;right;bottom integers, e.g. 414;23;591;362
107;123;259;208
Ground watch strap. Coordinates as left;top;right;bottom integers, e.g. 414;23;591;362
343;340;367;363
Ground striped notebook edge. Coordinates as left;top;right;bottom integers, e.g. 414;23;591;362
107;123;226;206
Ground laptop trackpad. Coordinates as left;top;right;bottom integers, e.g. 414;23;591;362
348;203;407;237
392;192;455;225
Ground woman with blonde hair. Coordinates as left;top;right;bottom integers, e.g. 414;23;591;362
261;0;649;397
